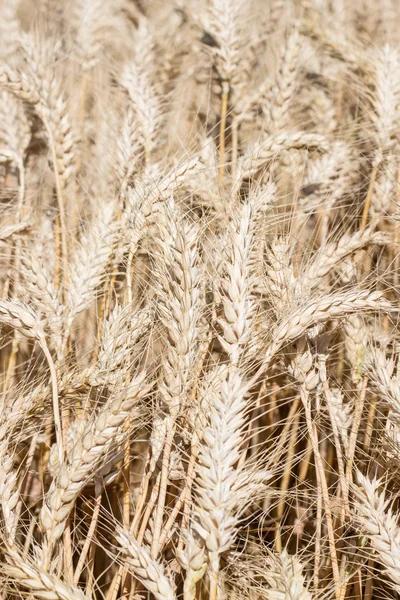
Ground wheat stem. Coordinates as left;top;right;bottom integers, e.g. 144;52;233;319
41;115;69;296
218;81;229;185
74;477;103;585
301;386;341;600
360;161;379;230
40;339;64;465
151;418;175;558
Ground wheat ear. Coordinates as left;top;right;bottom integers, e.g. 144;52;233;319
365;347;400;416
264;26;301;133
177;529;208;600
40;373;150;549
269;289;391;361
217;198;261;366
302;228;388;293
115;525;177;600
265;550;313;600
120;16;163;161
265;236;296;311
0;299;63;464
354;472;400;593
361;45;400;227
194;367;268;599
239;132;330;180
0;64;40;103
249;289;392;388
3;549;89;600
0;430;19;541
151;202;204;558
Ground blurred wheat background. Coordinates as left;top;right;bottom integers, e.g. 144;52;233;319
1;0;400;598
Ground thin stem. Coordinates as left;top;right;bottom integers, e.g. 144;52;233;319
160;443;198;551
360;161;379;230
209;565;219;600
122;416;131;598
231;117;239;185
4;160;25;393
364;558;375;600
124;473;162;600
42;117;69;297
11;433;39;544
323;380;349;515
126;245;135;305
275;412;300;552
218;81;229;186
131;470;150;535
74;478;103;585
108;473;161;600
314;453;322;591
85;541;96;598
363;396;376;451
301;386;341;600
123;418;131;528
23;515;37;558
3;338;19;393
150;418;175;558
346;376;368;484
16;159;25;215
40;339;63;465
137;472;161;545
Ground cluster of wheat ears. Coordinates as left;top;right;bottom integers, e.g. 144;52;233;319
1;0;400;598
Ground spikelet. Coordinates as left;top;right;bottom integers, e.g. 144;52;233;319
265;236;296;311
0;429;19;541
0;64;40;103
238;132;330;180
328;388;353;452
0;298;45;340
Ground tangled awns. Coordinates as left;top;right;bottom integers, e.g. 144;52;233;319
2;0;400;598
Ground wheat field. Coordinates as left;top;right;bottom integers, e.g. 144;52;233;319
1;0;400;598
